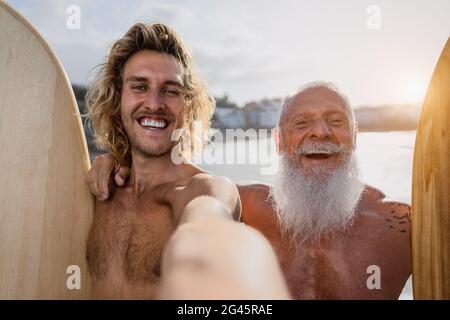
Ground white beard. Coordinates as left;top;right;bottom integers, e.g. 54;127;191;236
270;149;365;245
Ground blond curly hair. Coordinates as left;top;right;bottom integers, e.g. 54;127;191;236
86;23;214;166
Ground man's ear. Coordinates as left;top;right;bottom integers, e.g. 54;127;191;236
272;127;281;155
353;121;358;150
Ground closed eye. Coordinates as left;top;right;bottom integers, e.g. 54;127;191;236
330;120;344;125
162;88;181;97
327;112;348;126
295;121;309;128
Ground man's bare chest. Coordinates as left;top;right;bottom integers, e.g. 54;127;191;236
87;196;175;285
276;235;402;299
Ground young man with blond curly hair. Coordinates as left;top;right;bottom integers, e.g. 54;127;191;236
85;23;289;299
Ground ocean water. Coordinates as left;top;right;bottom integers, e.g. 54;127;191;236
197;130;417;299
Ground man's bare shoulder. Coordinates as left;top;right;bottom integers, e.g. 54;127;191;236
237;181;271;198
354;185;412;296
172;171;241;221
183;172;236;194
237;182;273;211
237;182;278;227
360;185;411;226
172;162;234;187
356;185;412;256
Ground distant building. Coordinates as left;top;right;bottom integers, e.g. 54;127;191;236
213;98;282;129
243;98;282;129
213;107;246;129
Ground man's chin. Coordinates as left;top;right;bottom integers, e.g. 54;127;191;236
134;143;173;158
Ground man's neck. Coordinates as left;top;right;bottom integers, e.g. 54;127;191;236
127;150;179;194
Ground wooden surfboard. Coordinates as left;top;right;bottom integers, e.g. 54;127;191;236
0;2;93;299
412;38;450;299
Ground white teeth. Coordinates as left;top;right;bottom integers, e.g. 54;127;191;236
140;119;167;128
306;151;331;155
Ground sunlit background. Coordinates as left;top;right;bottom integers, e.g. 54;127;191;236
6;0;450;107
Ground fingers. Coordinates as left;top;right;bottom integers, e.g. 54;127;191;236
85;154;129;201
96;154;116;201
114;165;131;186
85;163;99;198
85;154;115;201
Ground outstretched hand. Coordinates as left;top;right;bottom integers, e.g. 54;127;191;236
159;197;291;299
85;154;131;201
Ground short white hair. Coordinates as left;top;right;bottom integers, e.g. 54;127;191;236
279;81;355;128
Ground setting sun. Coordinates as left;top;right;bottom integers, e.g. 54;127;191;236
404;78;428;104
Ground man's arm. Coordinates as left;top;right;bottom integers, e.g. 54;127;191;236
176;174;241;223
85;154;130;201
85;155;291;299
85;154;241;222
157;177;288;300
159;196;291;300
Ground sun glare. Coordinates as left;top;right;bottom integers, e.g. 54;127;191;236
404;78;428;104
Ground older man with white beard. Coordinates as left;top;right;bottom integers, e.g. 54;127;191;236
240;82;412;299
87;82;412;300
270;82;365;245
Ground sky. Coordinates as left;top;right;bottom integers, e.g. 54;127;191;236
5;0;450;107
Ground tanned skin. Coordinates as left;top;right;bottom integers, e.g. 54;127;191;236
239;183;411;299
88;170;411;299
87;165;240;299
158;195;291;300
87;86;412;299
239;86;412;299
86;50;240;299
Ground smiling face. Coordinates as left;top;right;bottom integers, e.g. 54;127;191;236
120;50;185;158
278;87;355;177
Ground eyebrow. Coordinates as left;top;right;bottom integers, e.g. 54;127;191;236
289;109;347;121
125;76;183;87
327;110;347;116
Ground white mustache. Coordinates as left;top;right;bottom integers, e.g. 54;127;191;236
296;141;348;156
